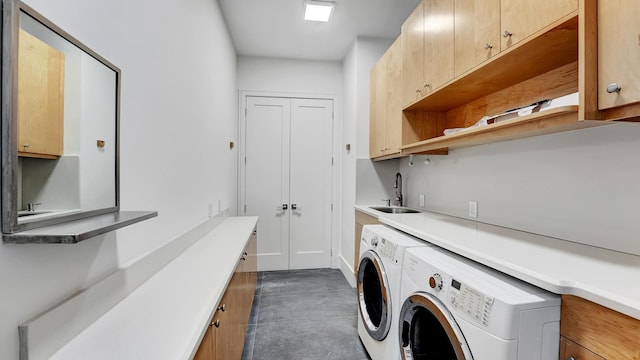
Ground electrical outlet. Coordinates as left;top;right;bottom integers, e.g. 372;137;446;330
468;201;478;218
208;203;214;218
419;194;425;207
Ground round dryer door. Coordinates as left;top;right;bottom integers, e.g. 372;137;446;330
399;292;473;360
357;250;392;340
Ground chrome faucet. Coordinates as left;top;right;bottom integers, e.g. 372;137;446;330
394;172;403;206
27;202;41;212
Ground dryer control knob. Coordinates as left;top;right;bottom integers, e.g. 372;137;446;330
429;273;443;291
371;237;379;247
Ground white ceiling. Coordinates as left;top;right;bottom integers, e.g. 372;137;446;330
218;0;421;61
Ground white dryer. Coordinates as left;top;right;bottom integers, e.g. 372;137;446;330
399;246;561;360
357;225;430;360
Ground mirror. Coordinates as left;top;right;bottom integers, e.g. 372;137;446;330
2;0;120;233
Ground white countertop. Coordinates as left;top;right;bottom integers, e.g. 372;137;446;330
49;216;258;360
356;205;640;320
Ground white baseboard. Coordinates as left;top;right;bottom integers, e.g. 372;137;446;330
338;254;356;288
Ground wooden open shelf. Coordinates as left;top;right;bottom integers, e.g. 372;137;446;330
401;106;608;153
404;13;579;112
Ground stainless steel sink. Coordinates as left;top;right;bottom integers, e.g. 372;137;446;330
370;206;421;214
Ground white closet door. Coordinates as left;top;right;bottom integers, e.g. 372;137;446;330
245;96;290;271
289;98;333;269
244;96;333;271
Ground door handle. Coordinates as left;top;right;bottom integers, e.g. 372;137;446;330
277;204;288;210
291;204;298;210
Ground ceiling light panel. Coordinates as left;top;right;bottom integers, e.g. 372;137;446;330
304;1;335;22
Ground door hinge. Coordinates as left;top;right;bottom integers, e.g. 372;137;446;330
244;156;247;165
331;203;333;211
331;157;334;166
245;107;247;117
244;204;247;213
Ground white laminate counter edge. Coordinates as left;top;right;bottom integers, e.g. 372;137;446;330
355;205;640;320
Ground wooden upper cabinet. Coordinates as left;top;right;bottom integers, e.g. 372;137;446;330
18;29;65;159
454;0;500;76
384;38;403;156
422;0;454;93
500;0;577;50
370;38;402;160
369;58;386;158
597;0;640;110
401;0;425;106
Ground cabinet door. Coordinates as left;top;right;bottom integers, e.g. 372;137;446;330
369;59;386;158
401;1;425;106
559;337;604;360
18;29;65;159
454;0;500;76
384;37;403;156
500;0;576;50
423;0;454;92
215;272;243;360
597;0;640;110
194;323;217;360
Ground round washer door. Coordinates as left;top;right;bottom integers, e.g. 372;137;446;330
399;292;473;360
357;249;392;340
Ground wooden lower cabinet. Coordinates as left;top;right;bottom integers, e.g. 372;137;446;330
194;230;257;360
560;295;640;360
194;324;216;360
560;337;604;360
354;210;380;275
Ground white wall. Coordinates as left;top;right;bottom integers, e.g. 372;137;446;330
400;122;640;256
340;37;392;283
0;0;237;358
237;56;342;95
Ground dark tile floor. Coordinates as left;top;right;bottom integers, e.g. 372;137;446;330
242;269;371;360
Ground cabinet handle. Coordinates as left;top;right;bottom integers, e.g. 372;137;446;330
484;43;493;50
423;83;431;89
217;304;226;312
211;319;220;328
415;88;421;94
23;144;30;149
607;83;622;93
243;251;248;256
503;30;513;38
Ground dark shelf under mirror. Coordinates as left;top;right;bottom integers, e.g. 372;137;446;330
2;211;157;244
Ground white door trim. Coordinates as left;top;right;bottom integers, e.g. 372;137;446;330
238;90;341;269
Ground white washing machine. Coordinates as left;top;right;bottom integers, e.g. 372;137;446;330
399;246;561;360
357;225;430;360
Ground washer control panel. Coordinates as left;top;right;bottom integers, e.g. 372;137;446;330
447;278;494;326
376;237;398;260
